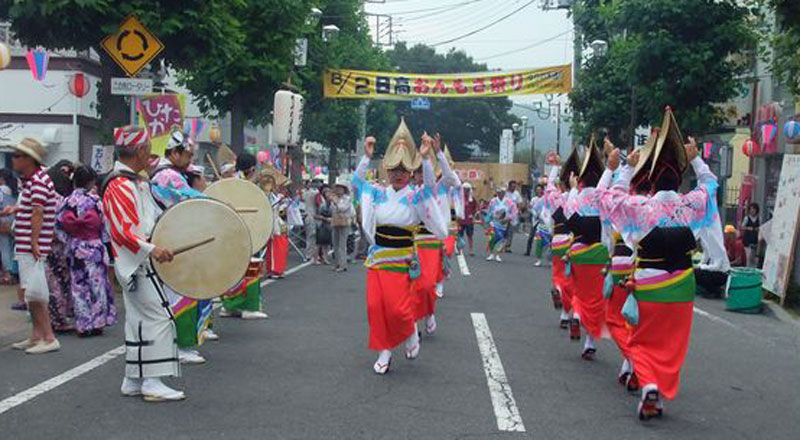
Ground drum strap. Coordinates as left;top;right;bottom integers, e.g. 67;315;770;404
100;170;168;211
99;170;142;197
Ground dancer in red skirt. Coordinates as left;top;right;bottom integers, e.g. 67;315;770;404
564;140;609;360
352;120;448;375
259;165;290;279
426;139;462;300
540;148;580;332
590;108;724;420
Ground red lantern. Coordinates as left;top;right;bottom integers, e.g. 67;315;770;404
68;72;91;98
742;139;760;157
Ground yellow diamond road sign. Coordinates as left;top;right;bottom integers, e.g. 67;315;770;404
101;15;164;77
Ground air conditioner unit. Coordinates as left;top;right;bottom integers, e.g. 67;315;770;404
557;0;574;8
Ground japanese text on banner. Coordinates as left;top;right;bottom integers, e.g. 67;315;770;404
137;94;186;156
323;65;571;99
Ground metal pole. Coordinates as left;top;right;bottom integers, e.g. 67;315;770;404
555;102;561;155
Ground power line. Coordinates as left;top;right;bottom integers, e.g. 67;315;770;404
429;0;537;47
475;29;572;61
398;0;522;43
373;0;487;16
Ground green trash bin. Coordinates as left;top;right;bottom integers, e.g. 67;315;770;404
725;268;763;313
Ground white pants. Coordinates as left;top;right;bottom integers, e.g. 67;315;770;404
121;264;180;379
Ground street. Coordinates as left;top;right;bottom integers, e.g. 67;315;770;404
0;235;798;440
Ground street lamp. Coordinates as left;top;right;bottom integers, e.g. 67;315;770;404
307;8;323;26
590;39;608;57
322;25;340;42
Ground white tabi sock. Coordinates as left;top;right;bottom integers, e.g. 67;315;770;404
376;350;392;365
559;309;570;321
620;358;632;375
584;334;596;351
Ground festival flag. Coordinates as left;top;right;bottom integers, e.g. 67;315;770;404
26;49;49;81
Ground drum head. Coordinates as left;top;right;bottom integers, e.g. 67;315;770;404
205;178;273;252
151;198;252;300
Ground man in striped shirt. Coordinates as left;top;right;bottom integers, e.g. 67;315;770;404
5;138;60;354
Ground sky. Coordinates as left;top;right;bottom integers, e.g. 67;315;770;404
364;0;575;162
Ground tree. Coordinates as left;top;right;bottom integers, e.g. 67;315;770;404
570;0;756;142
752;0;800;97
0;0;246;140
179;0;313;152
295;0;390;183
384;43;521;161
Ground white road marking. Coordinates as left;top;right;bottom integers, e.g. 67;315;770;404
457;252;471;276
0;259;318;417
470;313;526;432
0;346;125;416
693;306;762;341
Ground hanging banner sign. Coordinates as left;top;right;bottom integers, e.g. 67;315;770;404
323;64;571;99
137;94;186;156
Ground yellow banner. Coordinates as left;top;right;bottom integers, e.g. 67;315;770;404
323;65;571;99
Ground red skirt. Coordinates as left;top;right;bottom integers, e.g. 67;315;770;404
570;263;607;339
552;256;573;313
268;234;289;275
444;235;456;257
366;269;416;351
412;247;442;319
606;284;632;360
629;301;693;400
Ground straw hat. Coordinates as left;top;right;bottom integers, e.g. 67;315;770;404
12;138;47;164
578;136;605;187
383;118;417;171
559;146;582;187
649;107;688;178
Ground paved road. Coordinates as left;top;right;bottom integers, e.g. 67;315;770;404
1;234;799;439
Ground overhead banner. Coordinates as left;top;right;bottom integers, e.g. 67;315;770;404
323;64;571;99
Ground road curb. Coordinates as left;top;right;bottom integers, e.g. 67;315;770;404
765;301;800;329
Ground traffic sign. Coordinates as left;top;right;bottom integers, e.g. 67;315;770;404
110;77;153;95
101;15;164;77
410;98;430;110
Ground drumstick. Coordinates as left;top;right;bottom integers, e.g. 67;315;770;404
235;208;258;213
206;153;221;180
172;237;215;256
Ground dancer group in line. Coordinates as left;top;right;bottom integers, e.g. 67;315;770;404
354;108;724;421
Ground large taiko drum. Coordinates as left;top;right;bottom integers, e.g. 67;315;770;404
205;178;274;252
150;198;252;300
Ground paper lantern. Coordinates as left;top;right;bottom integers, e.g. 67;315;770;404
209;123;222;143
68;72;91;97
257;150;269;164
26;49;49;81
742;139;760;157
784;120;800;141
0;42;10;70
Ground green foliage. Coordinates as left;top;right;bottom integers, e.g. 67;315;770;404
297;0;389;165
0;0;246;73
383;43;521;161
570;0;756;140
751;0;800;97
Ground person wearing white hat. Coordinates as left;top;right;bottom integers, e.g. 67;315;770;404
6;138;61;354
150;129;210;365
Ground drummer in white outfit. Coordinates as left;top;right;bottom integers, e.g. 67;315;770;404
102;126;184;402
